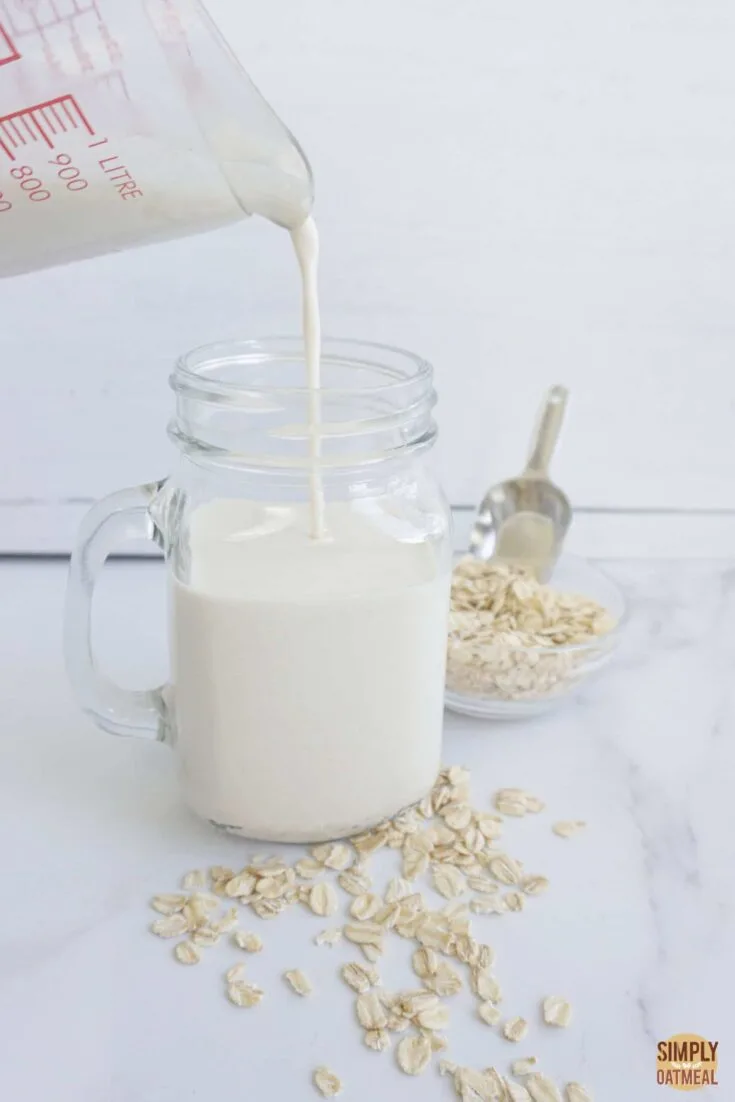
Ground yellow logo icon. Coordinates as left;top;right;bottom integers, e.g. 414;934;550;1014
657;1034;719;1090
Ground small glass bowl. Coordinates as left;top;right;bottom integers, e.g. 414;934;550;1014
444;554;627;720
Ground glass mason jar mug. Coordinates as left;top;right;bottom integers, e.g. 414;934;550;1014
65;339;452;842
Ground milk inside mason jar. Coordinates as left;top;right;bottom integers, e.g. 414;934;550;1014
172;499;450;842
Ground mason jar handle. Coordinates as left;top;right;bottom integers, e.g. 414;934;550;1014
64;482;169;741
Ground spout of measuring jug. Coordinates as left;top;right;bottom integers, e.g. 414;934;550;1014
152;0;314;229
204;116;314;230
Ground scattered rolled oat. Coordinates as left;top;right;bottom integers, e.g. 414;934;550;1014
494;790;537;817
489;855;523;885
338;870;372;896
360;942;383;963
552;821;586;838
402;848;429;881
284;969;312;997
255;876;289;901
425;960;463;997
315;928;342;948
443;803;473;831
385;877;412;903
475;943;494;970
341;962;379;994
506;1081;533;1102
225;871;256;898
454;934;477;964
183;896;210;930
365;1028;391;1051
375;901;400;929
192;927;220;948
471;968;502;1003
227;981;264;1008
566;1083;593;1102
513;1057;538;1076
350;893;381;921
394;989;436;1018
412;946;438;979
210;865;234;883
477;1001;501;1026
252;897;287;920
523;795;545;814
322;843;353;871
233;930;262;953
182;869;206;890
296;857;324;879
191;892;218;912
309;882;339;917
468;873;498;894
522;876;550;896
543;995;572;1027
147;765;592;1098
526;1074;563;1102
476;812;503;839
355;991;388;1030
471;895;508;915
310;844;333;863
396;1032;432;1076
504;891;526;912
344;922;383;947
313;1066;343;1097
416;1002;450;1031
453;1067;503;1101
503;1016;529;1042
174;941;200;965
352;831;387;859
432;864;467;900
151;893;187;915
151;913;189;938
485;1069;510;1098
211;906;238;934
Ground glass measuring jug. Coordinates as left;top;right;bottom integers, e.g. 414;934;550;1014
0;0;313;277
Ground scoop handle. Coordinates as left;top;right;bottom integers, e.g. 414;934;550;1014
524;385;569;476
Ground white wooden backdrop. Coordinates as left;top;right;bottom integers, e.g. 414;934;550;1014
2;0;735;553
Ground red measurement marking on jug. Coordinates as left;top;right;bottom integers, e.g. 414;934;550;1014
0;94;94;161
0;22;20;65
0;1;129;97
0;1;102;38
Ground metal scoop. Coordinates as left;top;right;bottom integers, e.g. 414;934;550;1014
468;385;571;580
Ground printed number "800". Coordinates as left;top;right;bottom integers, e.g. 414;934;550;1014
11;165;51;202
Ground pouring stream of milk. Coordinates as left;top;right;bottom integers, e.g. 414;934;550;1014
290;216;326;540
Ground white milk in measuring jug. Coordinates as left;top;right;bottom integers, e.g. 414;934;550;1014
172;501;449;842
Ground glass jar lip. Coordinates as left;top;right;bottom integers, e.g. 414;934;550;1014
172;336;433;400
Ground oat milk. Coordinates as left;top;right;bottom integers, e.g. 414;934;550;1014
172;500;450;841
290;216;326;539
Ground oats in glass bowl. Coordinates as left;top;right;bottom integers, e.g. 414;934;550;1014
445;555;626;718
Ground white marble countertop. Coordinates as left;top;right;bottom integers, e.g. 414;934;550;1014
0;559;731;1102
